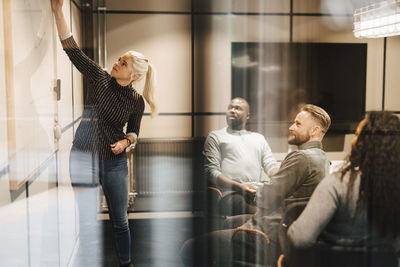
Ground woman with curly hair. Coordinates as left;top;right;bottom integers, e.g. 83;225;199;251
288;111;400;250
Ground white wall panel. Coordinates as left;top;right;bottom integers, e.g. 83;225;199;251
0;196;29;266
56;128;76;267
140;116;192;138
58;183;77;267
9;0;57;189
58;128;73;186
294;0;355;15
231;15;290;42
194;15;290;113
28;185;60;267
0;1;7;171
29;158;56;196
194;0;290;13
0;174;11;206
293;16;384;111
107;14;192;114
364;40;385;111
385;36;400;111
293;0;322;13
0;0;80;264
107;0;190;12
293;16;356;42
57;1;73;129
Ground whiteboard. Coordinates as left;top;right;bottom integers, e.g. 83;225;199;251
0;0;8;171
6;0;57;189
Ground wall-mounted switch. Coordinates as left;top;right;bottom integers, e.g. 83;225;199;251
54;79;61;101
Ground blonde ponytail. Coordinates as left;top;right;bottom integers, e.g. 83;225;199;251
143;62;158;117
129;50;158;117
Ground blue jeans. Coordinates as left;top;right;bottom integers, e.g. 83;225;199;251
70;145;131;265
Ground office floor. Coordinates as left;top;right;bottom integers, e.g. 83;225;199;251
101;217;203;267
96;193;204;266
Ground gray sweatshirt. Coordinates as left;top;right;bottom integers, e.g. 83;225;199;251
203;127;279;188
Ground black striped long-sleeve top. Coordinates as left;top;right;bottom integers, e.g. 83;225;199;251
61;36;145;160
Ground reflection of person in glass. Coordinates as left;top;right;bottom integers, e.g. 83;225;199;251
51;0;156;266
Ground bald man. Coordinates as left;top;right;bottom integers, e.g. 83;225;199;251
203;98;279;215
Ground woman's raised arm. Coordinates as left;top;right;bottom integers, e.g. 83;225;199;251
50;0;107;83
50;0;70;38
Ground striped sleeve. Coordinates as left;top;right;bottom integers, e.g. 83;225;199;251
126;96;145;137
61;36;108;83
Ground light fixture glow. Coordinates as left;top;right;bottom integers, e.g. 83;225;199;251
354;0;400;38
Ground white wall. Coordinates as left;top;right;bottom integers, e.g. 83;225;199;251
104;0;400;161
0;0;83;266
0;0;10;204
0;0;7;172
11;0;55;189
107;12;192;138
385;36;400;111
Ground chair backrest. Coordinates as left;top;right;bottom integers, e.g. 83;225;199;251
281;197;310;227
278;197;310;257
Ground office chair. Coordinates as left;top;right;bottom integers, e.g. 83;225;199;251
277;241;398;267
230;198;310;266
277;199;398;267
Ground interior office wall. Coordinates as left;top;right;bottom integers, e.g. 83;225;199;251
385;36;400;111
10;0;55;191
106;12;193;138
0;0;84;266
106;0;190;12
292;16;384;111
193;0;289;12
194;14;290;143
0;0;8;202
105;0;399;157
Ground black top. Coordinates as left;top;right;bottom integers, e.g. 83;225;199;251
61;36;145;160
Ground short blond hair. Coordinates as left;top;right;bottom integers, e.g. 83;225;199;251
301;104;331;134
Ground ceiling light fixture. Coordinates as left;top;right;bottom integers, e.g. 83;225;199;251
354;0;400;38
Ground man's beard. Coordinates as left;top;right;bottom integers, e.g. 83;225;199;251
227;118;243;130
288;132;310;146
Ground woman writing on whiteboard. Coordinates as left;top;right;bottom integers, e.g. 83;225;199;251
50;0;157;266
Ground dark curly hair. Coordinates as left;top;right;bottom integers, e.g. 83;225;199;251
342;111;400;238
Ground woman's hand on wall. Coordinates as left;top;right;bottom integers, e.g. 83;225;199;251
50;0;70;38
110;139;129;155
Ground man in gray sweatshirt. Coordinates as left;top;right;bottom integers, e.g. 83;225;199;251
204;97;279;215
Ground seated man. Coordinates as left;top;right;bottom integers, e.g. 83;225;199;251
286;111;400;265
181;104;331;266
203;97;279;215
